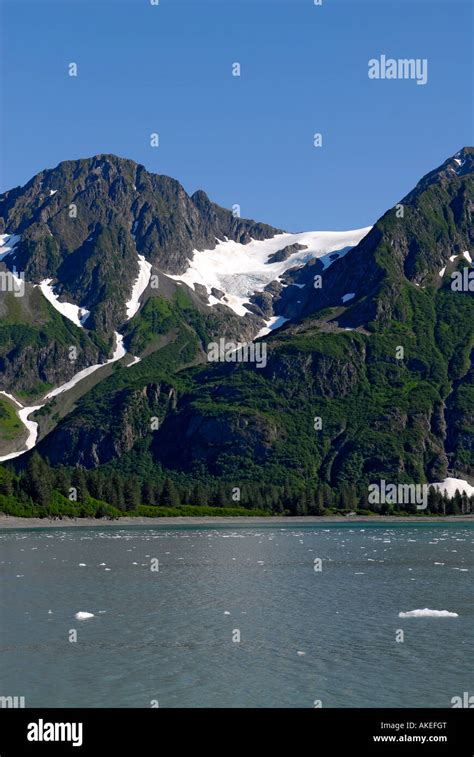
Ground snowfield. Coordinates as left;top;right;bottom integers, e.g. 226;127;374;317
0;391;44;463
169;228;371;316
44;333;126;400
256;315;289;338
126;254;152;319
0;334;127;461
431;477;474;498
38;279;90;328
0;233;20;262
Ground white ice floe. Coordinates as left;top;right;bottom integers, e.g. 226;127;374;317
398;609;458;618
169;228;371;316
431;477;474;498
74;611;94;620
126;254;152;319
342;292;355;303
44;332;126;400
38;280;90;328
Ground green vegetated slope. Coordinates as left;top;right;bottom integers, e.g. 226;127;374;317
0;286;109;401
0;397;24;446
1;148;473;515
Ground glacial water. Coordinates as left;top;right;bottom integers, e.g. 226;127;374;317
0;522;472;708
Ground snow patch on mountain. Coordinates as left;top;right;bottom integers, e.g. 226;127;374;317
0;392;44;463
257;315;289;338
126;356;141;368
169;228;371;316
38;280;90;327
0;233;20;262
431;477;474;498
44;333;126;400
126;255;152;319
0;333;128;461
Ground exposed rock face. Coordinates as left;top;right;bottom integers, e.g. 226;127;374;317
0;284;107;398
39;381;176;467
151;409;280;474
269;146;474;329
3;148;474;493
0;154;281;335
266;243;308;264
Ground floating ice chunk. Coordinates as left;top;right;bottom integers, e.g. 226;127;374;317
398;608;458;618
75;611;95;620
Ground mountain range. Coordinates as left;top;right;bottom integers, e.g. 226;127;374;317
0;147;472;513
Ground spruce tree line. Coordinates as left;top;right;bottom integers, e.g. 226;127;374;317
0;452;471;517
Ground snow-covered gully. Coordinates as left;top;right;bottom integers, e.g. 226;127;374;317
0;235;147;461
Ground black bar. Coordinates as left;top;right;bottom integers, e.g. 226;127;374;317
0;708;472;755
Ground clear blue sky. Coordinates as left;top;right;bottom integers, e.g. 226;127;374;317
0;0;472;231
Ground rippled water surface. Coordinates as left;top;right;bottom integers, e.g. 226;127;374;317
0;523;472;707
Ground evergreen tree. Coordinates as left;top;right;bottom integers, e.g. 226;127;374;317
124;475;141;511
71;467;89;503
142;480;156;506
161;477;180;507
24;452;53;507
